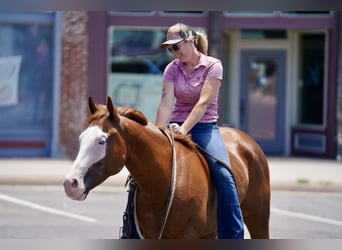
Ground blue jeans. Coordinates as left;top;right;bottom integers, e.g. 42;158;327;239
176;122;245;239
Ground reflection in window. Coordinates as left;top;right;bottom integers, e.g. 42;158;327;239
108;27;173;121
248;57;278;140
297;33;325;125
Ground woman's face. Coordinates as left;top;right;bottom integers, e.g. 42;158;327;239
167;40;194;63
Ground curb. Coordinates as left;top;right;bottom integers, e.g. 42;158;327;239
271;182;342;193
2;176;342;193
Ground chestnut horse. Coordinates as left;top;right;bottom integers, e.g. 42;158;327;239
64;96;270;239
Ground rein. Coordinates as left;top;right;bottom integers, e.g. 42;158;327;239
157;126;177;239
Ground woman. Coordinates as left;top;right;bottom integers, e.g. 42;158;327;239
156;23;244;239
120;23;244;239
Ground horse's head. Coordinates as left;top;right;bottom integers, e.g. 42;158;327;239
64;96;146;200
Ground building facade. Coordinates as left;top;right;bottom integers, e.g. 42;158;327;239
0;11;341;160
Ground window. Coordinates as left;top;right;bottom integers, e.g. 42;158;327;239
108;27;173;121
241;30;287;39
0;22;54;129
297;33;325;125
0;12;54;156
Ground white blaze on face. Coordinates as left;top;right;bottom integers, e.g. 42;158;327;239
64;126;108;200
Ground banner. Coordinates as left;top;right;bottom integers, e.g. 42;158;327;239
0;56;22;107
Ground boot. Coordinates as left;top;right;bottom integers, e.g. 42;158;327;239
119;176;140;239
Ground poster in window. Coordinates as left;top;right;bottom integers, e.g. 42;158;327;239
0;56;22;107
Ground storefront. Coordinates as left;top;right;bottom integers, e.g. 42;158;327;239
0;11;340;159
88;11;340;158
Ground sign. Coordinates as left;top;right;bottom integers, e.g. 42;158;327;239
0;56;22;106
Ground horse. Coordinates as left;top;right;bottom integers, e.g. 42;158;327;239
64;96;270;239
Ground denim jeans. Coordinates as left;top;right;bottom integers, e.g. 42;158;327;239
179;122;245;239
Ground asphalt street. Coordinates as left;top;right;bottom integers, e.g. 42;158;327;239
0;185;342;239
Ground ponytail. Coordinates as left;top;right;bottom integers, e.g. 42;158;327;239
194;31;208;55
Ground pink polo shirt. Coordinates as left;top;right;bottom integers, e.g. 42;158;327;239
162;53;223;123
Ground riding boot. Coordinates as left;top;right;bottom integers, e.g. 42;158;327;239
119;176;140;239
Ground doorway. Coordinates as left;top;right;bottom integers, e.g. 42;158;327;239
240;50;286;154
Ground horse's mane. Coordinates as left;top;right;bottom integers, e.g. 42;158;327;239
117;106;148;126
117;106;198;150
88;105;148;126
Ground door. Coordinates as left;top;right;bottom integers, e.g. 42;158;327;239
240;50;286;154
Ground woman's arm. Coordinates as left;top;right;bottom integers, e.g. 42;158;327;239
155;81;174;126
177;78;221;135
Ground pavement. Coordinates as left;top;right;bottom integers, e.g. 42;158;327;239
0;157;341;192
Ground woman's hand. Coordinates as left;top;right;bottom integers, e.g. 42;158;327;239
169;123;187;135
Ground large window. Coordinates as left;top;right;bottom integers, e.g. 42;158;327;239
0;13;54;156
108;27;173;121
0;19;54;130
297;33;325;125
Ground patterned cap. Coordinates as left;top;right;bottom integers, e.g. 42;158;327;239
160;23;195;48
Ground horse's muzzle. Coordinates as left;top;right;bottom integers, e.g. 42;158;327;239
63;177;88;201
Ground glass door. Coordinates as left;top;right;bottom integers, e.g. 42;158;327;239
240;50;286;154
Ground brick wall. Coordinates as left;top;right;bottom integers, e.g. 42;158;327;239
59;11;89;158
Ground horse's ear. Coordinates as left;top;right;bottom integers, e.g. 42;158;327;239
88;96;98;114
107;96;120;124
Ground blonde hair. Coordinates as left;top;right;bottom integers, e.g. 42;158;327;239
194;31;208;55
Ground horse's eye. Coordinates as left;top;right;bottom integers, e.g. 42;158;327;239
99;138;106;145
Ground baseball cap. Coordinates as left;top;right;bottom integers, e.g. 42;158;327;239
160;23;195;48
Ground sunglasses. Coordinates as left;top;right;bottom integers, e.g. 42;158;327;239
167;41;185;53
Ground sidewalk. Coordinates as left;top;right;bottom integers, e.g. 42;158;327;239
0;157;341;192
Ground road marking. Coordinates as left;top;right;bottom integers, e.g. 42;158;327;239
0;193;97;224
272;207;342;227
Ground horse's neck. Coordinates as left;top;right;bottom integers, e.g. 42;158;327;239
122;120;171;197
